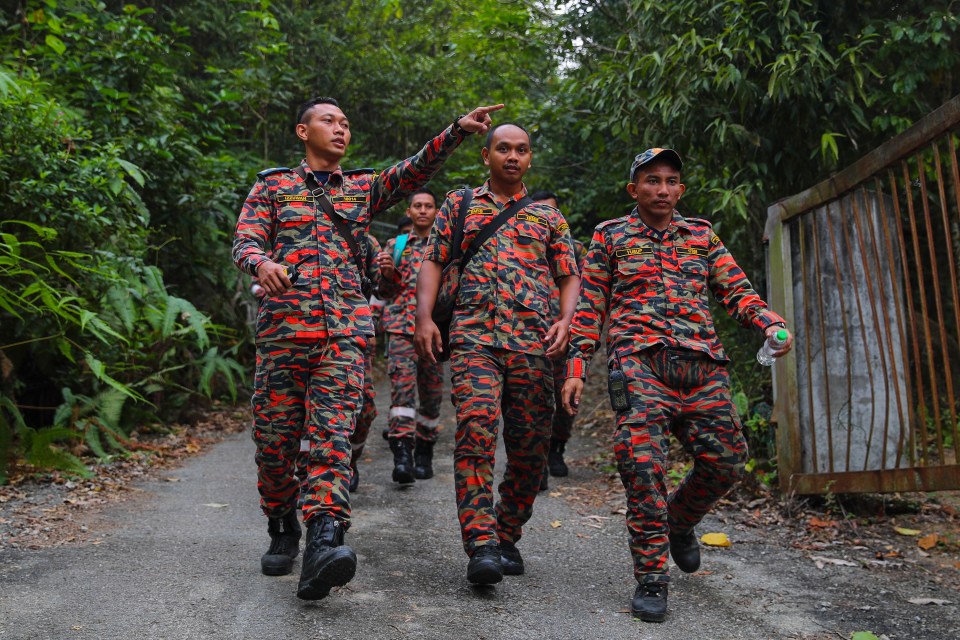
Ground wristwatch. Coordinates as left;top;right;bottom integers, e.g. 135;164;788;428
452;114;471;137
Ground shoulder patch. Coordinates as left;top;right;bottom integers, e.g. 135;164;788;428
685;216;714;228
596;215;629;231
257;167;290;178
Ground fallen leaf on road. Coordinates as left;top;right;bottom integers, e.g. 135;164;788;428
202;503;229;508
808;516;837;528
907;598;952;606
701;532;731;547
811;555;858;568
851;633;879;640
550;520;562;528
894;526;921;536
918;534;938;550
549;491;562;497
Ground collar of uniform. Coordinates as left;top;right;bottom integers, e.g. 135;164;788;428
475;180;528;205
298;159;344;186
628;208;688;239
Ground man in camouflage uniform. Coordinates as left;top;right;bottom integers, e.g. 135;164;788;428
530;190;586;491
295;233;394;499
561;148;793;622
380;189;445;483
233;96;502;600
414;124;580;585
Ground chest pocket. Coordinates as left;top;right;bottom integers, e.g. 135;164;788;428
274;202;314;253
677;245;709;277
512;215;548;262
614;246;659;295
330;194;369;224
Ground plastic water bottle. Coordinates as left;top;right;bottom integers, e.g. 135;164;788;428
757;329;789;366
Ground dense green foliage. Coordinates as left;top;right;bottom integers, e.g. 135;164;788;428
1;0;957;481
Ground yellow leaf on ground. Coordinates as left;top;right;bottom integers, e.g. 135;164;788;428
918;534;939;550
701;532;732;547
550;520;562;528
894;526;922;536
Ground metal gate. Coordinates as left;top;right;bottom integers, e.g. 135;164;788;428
766;96;960;494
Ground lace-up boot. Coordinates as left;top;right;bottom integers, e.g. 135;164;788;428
631;582;668;622
296;515;357;600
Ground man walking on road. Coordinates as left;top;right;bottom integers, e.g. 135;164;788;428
414;124;580;586
233;96;502;600
530;190;585;491
380;189;445;484
561;148;792;622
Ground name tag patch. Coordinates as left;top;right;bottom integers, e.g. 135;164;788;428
331;195;366;204
469;207;491;216
277;194;314;203
615;247;653;259
677;246;709;258
515;212;545;226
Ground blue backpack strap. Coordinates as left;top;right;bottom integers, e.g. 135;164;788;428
392;233;409;264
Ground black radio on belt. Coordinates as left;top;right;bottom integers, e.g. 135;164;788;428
608;350;631;412
285;257;309;285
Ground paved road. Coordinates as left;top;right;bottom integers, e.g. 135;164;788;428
1;368;957;639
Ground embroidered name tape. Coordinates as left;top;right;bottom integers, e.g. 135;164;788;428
615;247;653;258
515;212;545;226
331;195;366;204
277;194;314;203
677;246;709;258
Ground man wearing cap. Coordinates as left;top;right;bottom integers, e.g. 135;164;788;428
560;148;793;622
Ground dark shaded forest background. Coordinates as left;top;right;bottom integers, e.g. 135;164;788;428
1;0;957;482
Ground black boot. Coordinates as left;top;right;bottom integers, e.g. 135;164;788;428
297;516;357;600
669;528;701;573
390;438;416;485
500;541;524;576
548;438;569;477
381;426;390;441
466;544;503;585
631;582;668;622
413;439;435;480
260;511;301;576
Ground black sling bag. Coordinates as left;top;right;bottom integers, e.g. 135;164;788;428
293;166;373;298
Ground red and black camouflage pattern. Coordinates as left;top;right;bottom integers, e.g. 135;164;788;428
233;125;463;343
381;233;430;336
565;210;784;378
252;336;365;525
385;334;443;441
245;224;395;525
450;343;554;554
424;182;578;555
381;232;444;441
423;182;579;356
564;207;782;585
614;348;746;583
549;237;586;443
349;337;378;459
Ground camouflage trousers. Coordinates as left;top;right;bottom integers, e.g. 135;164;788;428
450;343;553;555
294;337;376;491
614;347;747;584
386;333;444;442
252;336;366;526
551;356;576;442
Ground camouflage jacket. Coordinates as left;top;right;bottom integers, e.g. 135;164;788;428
380;232;431;336
424;182;579;356
549;237;586;321
565;209;785;378
233;125;465;343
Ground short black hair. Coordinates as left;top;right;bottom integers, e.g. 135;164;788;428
408;188;437;207
296;97;340;125
484;122;530;149
530;190;558;204
396;215;413;231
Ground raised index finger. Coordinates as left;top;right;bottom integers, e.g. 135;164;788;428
474;103;505;116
